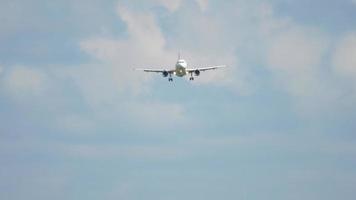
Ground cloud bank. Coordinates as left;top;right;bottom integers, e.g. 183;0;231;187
1;1;356;200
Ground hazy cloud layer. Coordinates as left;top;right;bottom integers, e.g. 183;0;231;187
333;33;356;83
1;1;356;200
2;66;49;99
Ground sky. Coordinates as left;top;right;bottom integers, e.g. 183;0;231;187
1;0;356;199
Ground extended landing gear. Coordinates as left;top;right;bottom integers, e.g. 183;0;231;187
168;73;173;82
189;72;194;81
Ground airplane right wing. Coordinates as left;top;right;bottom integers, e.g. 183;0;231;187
135;68;175;73
135;68;176;80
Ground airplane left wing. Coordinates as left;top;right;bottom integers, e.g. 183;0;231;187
186;65;226;72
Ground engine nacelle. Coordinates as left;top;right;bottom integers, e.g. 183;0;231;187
194;69;200;76
162;71;169;77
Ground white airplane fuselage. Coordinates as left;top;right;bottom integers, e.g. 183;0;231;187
175;59;187;77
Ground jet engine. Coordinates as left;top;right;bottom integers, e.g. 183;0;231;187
162;71;169;77
194;70;200;76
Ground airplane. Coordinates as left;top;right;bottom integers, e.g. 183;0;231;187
135;54;226;82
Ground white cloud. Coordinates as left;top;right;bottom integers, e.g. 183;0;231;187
55;114;96;134
195;0;209;11
61;63;189;131
0;4;194;133
79;5;176;97
65;5;193;129
59;143;190;160
80;2;252;96
119;0;208;12
155;0;181;12
66;63;128;109
153;1;251;92
125;101;187;129
119;0;182;13
332;33;356;83
267;28;327;74
3;0;352;132
253;3;351;117
2;66;48;98
266;27;329;103
77;3;243;119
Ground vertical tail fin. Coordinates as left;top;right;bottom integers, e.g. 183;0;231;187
178;52;181;60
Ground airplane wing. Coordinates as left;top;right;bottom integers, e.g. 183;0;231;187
186;65;227;72
135;68;175;73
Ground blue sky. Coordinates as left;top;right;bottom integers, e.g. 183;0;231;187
1;0;356;200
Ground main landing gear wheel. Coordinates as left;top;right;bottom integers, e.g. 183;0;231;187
189;73;194;81
168;78;173;82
